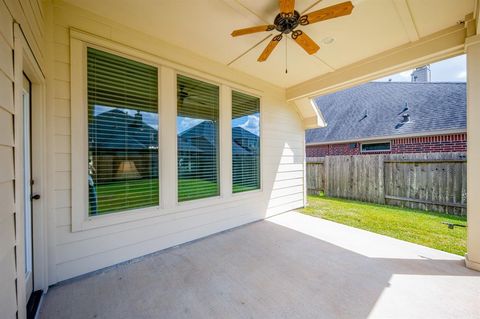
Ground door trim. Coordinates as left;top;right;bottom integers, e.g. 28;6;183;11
13;23;49;319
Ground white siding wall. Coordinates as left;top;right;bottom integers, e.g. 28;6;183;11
0;3;16;314
0;0;45;317
50;2;305;283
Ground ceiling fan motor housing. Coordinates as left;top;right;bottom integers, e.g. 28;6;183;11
274;10;301;34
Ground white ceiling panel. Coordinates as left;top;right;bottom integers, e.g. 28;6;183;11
407;0;474;37
229;36;333;87
62;0;476;88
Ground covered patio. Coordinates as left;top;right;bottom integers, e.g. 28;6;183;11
39;212;480;319
1;0;480;318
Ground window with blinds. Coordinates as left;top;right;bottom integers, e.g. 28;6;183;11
232;91;260;193
177;75;220;201
87;47;159;215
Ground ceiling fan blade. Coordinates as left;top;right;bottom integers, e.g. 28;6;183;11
300;1;353;25
291;30;320;55
231;25;275;37
279;0;295;14
258;35;282;62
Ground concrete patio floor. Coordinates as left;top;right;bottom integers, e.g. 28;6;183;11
39;211;480;319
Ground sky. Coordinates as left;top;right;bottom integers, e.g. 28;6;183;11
177;114;260;136
375;54;466;82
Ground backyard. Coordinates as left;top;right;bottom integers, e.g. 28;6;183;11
302;194;467;255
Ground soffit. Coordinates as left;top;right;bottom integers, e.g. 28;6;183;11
61;0;475;88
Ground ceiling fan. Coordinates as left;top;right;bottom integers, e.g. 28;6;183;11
231;0;354;62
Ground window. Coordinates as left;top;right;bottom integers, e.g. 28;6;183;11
87;48;159;215
177;75;219;201
361;141;391;153
232;91;260;193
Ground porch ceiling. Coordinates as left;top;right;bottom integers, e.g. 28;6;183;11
61;0;475;89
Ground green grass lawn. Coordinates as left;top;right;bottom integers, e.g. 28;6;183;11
94;179;159;214
93;178;254;214
178;179;219;202
301;194;467;255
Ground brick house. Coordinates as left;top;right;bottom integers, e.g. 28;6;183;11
306;68;466;157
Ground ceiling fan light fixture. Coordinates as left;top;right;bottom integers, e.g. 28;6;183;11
322;37;335;45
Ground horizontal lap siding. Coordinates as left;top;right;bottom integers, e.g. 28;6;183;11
0;2;16;317
51;4;304;283
0;1;45;317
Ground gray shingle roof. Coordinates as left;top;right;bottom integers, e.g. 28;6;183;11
306;82;466;144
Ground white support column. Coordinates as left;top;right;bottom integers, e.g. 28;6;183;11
219;85;232;199
160;66;177;209
466;34;480;271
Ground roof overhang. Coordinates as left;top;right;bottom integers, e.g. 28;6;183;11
293;97;326;129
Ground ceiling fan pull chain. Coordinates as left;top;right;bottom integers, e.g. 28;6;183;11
285;36;288;74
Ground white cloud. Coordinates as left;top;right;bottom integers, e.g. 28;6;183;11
177;117;203;133
456;70;466;80
399;70;412;79
239;115;260;136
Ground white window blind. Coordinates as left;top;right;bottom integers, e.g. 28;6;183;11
232;91;260;193
87;47;159;215
177;75;219;201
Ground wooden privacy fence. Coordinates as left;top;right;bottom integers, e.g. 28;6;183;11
306;152;467;215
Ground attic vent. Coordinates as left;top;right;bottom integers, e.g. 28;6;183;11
402;114;410;123
359;110;368;122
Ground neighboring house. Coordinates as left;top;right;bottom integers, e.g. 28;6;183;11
306;68;466;157
178;121;260;184
89;109;159;182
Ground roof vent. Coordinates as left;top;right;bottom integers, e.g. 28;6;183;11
359;109;368;121
402;113;410;123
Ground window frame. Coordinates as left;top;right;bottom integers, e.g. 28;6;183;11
70;31;264;232
174;71;222;204
360;141;392;153
230;88;262;196
71;39;163;231
86;46;160;216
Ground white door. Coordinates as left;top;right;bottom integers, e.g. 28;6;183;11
23;74;33;302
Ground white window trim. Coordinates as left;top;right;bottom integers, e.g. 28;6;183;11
174;71;224;205
360;141;392;153
71;38;165;231
230;88;263;197
70;30;264;232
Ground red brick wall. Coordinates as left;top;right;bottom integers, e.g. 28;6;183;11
306;133;467;157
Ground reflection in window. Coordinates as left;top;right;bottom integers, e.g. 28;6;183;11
177;75;219;201
232;91;260;193
87;48;159;215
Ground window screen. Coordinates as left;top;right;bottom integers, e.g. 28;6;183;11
177;75;219;201
232;91;260;193
87;47;159;215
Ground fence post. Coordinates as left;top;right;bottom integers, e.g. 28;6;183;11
324;156;329;196
378;155;385;204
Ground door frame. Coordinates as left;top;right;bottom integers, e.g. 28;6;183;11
13;24;49;318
